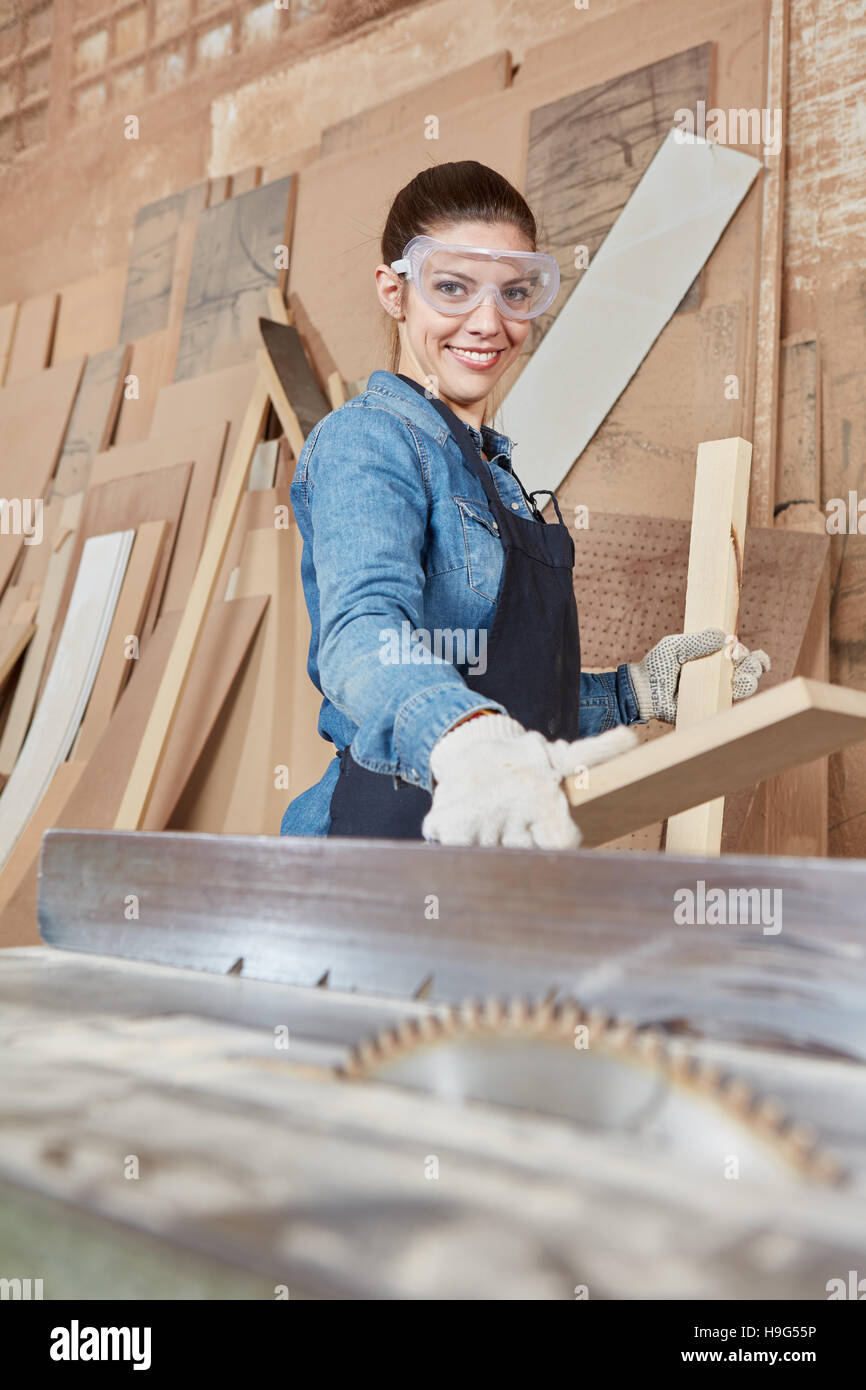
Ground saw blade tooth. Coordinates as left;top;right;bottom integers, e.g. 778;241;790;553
605;1021;637;1053
505;997;530;1028
586;1007;611;1043
481;997;506;1028
720;1076;755;1115
691;1058;724;1092
458;997;484;1030
633;1028;664;1062
663;1040;696;1084
752;1095;788;1134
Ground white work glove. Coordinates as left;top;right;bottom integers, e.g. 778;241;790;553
422;714;638;849
628;629;771;723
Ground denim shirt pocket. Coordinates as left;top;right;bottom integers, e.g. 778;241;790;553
453;495;502;602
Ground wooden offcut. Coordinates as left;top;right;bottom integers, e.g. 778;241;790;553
567;678;866;847
666;437;752;854
258;318;331;447
52;344;130;497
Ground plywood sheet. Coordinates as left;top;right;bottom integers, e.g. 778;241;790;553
112;330;169;446
4;291;58;383
174;176;296;382
498;133;761;497
0;530;133;870
89;420;228;616
52;345;130;498
214;485;290;601
149;360;259;492
0;357;85;598
52;266;126;364
119;182;209;343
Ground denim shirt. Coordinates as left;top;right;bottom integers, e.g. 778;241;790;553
288;369;643;806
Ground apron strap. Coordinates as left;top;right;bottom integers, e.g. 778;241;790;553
529;488;566;526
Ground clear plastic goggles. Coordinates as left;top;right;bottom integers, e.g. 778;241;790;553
390;235;560;321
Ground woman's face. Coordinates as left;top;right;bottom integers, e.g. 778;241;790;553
378;220;533;413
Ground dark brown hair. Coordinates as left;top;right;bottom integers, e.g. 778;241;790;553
380;160;537;423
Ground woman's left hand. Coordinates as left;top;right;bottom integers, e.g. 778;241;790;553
628;629;772;724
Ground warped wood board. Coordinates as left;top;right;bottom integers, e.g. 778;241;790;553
37;826;866;1062
0;599;267;944
119;181;209;343
37;462;192;709
4;290;58;383
0;356;84;598
0;493;82;777
320;52;512;157
88;419;229;616
148;360;259;494
73;520;169;764
259;318;331;445
173;176;296;382
0;302;18;385
567;679;866;849
112;329;169;446
3;983;864;1302
113;376;270;829
0;762;86;945
52;265;126;364
666;437;752;855
51;344;130;498
0;530;133;871
750;0;789;528
498;133;761;497
524;43;711;357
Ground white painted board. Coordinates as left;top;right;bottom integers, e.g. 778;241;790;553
498;132;762;495
0;529;134;869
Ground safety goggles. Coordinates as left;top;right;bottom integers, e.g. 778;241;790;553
390;235;560;321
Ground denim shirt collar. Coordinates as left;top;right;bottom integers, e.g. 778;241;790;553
363;369;514;472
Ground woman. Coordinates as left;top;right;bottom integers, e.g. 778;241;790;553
280;161;770;847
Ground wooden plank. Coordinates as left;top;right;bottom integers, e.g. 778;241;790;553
112;330;169;445
0;530;134;871
750;0;789;527
258;318;331;444
230;166;262;196
0;493;83;777
666;437;752;854
113;374;270;828
148;360;259;494
88;420;229;616
0;357;85;599
0;762;86;947
775;336;824;531
52;266;126;364
0;302;18;385
73;520;169;763
0;619;35;690
567;678;866;848
157;216;198;389
119;182;209;343
4;291;59;383
498;134;762;496
173;177;296;382
320;52;513;157
51;344;130;497
524;43;711;358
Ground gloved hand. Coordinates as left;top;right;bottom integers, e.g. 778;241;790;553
628;629;771;723
422;714;638;849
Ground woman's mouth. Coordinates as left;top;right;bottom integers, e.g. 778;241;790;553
445;345;504;370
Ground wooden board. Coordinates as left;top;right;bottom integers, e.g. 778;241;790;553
51;345;130;498
4;290;58;383
567;678;866;847
119;182;209;343
88;420;229;616
148;360;259;494
498;132;761;497
319;51;513;157
173;177;296;382
0;493;83;777
0;357;85;598
775;336;823;531
524;42;712;356
0;619;35;690
113;376;270;828
258;317;331;444
0;530;133;871
157;216;198;389
112;330;169;446
37;462;192;707
0;762;86;946
213;485;290;601
666;437;752;854
52;265;126;364
0;301;18;385
73;520;169;763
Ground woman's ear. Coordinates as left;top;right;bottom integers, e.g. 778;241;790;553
375;264;404;320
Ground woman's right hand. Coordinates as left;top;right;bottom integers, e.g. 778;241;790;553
422;714;636;849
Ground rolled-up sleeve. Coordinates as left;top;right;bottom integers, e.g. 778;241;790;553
579;665;645;734
307;408;507;791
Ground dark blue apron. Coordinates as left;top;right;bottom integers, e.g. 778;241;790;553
327;373;581;839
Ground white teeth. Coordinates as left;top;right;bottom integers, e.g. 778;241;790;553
448;347;501;361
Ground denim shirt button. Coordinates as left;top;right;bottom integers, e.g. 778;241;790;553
510;501;519;510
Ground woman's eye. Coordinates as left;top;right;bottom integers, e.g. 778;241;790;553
434;280;467;297
503;285;531;302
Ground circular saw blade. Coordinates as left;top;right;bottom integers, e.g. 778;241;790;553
337;996;843;1185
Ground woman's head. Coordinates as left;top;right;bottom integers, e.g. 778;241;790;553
376;161;540;424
